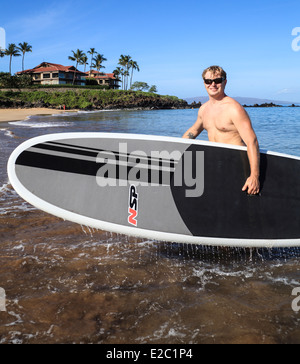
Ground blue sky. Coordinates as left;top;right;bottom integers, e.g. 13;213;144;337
1;0;300;101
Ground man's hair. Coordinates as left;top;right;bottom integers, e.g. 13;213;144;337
202;65;227;80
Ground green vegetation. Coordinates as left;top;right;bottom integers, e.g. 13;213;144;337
0;72;32;88
5;44;21;75
131;81;157;92
116;55;140;90
0;89;188;110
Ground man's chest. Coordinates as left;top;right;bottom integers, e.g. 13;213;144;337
202;107;235;132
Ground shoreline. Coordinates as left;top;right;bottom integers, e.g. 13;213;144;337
0;108;78;124
0;105;188;124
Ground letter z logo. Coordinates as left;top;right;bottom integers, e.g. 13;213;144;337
128;185;138;226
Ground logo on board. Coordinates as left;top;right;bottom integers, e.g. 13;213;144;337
128;185;138;226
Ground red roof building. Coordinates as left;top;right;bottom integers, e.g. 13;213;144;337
85;70;120;89
17;62;86;86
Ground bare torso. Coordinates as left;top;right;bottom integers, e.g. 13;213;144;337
183;67;260;195
200;96;246;146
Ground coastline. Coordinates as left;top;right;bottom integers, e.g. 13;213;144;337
0;89;189;112
0;108;78;123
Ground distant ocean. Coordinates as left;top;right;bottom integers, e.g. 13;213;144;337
185;96;300;107
0;107;300;344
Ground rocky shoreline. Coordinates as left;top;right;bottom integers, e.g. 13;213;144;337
0;89;193;111
243;102;299;108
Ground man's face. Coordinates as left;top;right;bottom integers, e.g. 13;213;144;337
203;71;227;98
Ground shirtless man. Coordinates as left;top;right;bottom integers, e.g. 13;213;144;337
183;65;260;195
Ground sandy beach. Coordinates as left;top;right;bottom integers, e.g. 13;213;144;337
0;108;77;123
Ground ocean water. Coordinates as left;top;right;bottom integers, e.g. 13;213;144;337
0;107;300;344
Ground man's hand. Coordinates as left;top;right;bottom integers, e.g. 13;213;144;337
242;176;260;195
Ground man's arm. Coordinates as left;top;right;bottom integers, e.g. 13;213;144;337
242;138;260;195
231;103;260;195
182;108;204;139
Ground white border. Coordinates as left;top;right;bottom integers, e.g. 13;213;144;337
7;132;300;248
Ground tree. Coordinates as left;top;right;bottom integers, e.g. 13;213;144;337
149;85;158;93
81;55;89;72
118;54;132;90
17;42;32;71
91;53;107;73
113;66;122;79
131;81;150;91
5;43;21;75
123;69;130;89
68;49;85;85
113;67;123;88
0;49;5;58
0;72;12;87
87;48;97;72
117;56;125;89
128;60;140;88
0;72;32;87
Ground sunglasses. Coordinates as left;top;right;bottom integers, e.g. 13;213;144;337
204;77;226;85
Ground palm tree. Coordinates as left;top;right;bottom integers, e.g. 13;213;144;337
68;49;85;85
87;48;97;72
123;70;130;90
113;67;123;89
129;60;140;89
17;42;32;71
81;55;88;72
118;55;126;89
5;43;21;75
91;53;107;73
118;55;132;90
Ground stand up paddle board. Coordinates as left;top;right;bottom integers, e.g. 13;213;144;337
7;133;300;248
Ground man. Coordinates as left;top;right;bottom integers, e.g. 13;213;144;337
183;65;260;195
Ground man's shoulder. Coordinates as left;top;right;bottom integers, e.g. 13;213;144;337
198;100;209;111
200;96;245;111
224;96;246;113
224;96;242;105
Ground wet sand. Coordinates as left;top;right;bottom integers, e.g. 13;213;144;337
0;108;77;123
1;199;300;344
0;199;299;344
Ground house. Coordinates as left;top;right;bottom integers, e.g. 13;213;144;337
85;70;120;89
17;62;86;86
